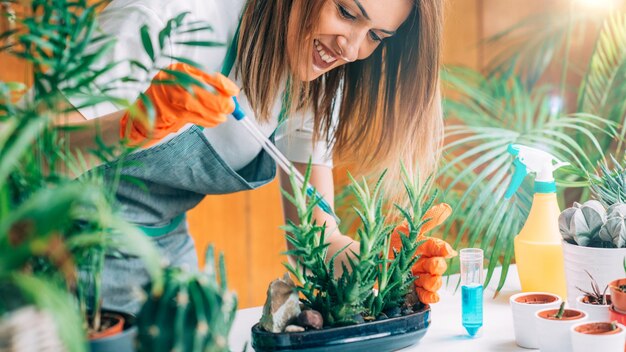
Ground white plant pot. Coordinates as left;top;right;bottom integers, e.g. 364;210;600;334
510;292;562;349
562;241;626;303
536;307;587;352
576;295;611;322
570;321;626;352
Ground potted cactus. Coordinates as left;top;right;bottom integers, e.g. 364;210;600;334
251;166;449;352
509;292;562;349
535;302;588;352
570;321;626;352
560;197;626;303
575;271;611;322
135;245;237;352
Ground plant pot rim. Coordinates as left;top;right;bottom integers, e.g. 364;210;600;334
536;308;586;321
252;305;430;352
571;321;624;336
562;241;626;252
87;309;136;344
88;312;125;341
511;292;561;305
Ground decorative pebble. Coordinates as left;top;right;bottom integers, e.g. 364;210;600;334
401;307;414;316
297;310;324;330
284;325;305;333
376;313;388;321
385;307;401;318
351;313;365;324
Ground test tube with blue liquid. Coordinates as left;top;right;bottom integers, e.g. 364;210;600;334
460;248;483;337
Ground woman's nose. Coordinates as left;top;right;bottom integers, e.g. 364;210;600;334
336;35;359;63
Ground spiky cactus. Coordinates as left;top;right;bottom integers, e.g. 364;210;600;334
368;166;435;317
136;246;237;352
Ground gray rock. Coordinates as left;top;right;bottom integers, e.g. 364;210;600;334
284;325;306;333
297;310;323;330
259;273;302;333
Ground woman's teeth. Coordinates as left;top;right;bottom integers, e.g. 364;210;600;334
314;39;337;64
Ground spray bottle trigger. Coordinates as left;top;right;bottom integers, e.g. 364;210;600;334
505;158;528;199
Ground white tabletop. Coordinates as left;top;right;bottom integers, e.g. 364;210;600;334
229;265;531;352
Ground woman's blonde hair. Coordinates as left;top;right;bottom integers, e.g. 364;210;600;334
237;0;444;195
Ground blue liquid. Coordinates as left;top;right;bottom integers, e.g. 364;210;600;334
462;284;483;337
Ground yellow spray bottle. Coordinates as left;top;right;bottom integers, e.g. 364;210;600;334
505;144;569;299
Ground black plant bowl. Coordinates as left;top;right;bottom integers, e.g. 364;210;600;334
251;305;431;352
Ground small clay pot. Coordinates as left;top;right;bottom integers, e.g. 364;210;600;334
510;292;562;349
576;295;611;322
535;307;587;352
88;313;125;340
570;321;626;352
609;278;626;314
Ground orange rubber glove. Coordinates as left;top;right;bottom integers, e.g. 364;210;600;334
390;203;457;304
120;63;240;147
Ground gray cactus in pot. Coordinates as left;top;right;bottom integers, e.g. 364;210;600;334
559;200;607;246
599;203;626;248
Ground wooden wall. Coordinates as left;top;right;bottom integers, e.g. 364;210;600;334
1;0;557;308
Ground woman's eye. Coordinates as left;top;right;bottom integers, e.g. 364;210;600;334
337;4;356;20
369;31;382;42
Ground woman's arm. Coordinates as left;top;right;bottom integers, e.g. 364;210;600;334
279;162;359;277
52;97;126;176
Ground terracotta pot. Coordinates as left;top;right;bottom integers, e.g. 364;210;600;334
571;321;626;352
576;295;611;322
510;292;562;349
536;307;587;352
88;313;125;340
610;279;626;314
609;306;626;326
89;310;137;352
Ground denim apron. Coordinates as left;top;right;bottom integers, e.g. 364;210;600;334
97;21;280;313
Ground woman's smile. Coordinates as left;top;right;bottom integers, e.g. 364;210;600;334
312;39;339;72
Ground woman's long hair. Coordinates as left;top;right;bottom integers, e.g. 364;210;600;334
237;0;444;195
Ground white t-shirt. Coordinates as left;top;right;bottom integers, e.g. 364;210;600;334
68;0;334;170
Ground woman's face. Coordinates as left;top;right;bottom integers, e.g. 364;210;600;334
287;0;413;82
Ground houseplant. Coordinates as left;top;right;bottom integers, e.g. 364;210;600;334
0;0;219;350
575;270;611;321
135;245;237;352
535;302;588;352
251;165;448;351
559;170;626;303
570;321;625;352
509;291;562;349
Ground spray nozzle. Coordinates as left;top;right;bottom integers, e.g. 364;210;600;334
504;144;569;199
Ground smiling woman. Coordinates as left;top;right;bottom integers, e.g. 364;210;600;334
238;0;444;191
37;0;446;314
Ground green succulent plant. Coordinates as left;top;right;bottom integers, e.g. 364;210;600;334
282;163;438;326
558;200;607;247
559;200;626;248
599;203;626;248
136;245;237;352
